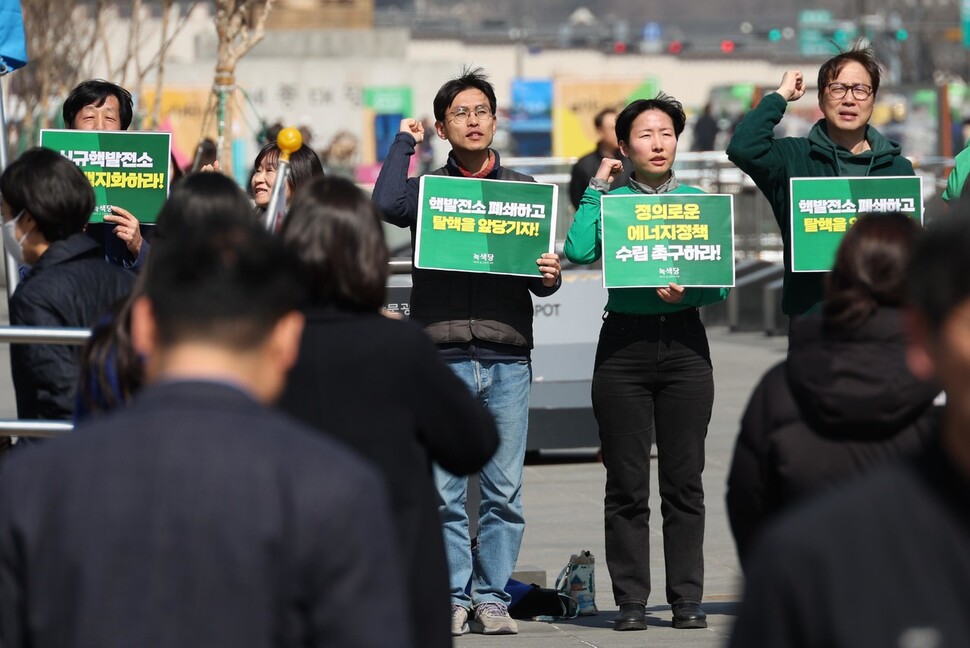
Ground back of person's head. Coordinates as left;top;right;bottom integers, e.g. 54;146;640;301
144;196;307;351
62;79;134;130
433;67;497;122
154;172;254;240
824;212;921;333
615;93;687;143
253;141;324;193
907;212;970;335
281;176;388;312
0;147;95;242
817;46;881;100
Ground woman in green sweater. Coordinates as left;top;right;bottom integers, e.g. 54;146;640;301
564;95;729;633
726;47;914;317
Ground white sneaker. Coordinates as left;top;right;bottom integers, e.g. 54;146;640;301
451;604;470;636
470;602;519;635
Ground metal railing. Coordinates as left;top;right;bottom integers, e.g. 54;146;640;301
0;326;90;438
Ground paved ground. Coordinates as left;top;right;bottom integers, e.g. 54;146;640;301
455;326;787;648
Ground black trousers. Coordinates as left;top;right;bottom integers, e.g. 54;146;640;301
592;308;713;606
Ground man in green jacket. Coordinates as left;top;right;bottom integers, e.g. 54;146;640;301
726;48;914;318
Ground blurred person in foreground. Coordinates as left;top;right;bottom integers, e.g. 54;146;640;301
726;213;940;569
0;196;411;648
62;79;151;269
729;213;970;648
74;173;255;422
565;94;729;632
372;67;561;636
568;107;633;210
1;148;135;426
726;47;913;320
278;176;498;648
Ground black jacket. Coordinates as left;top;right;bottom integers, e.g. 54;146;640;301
372;132;559;350
726;308;940;566
9;233;135;420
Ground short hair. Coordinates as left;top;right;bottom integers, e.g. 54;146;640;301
62;79;134;130
254;141;324;194
154;172;255;241
144;186;307;350
817;47;881;100
281;176;388;312
433;67;497;122
824;212;921;333
615;93;687;143
907;212;970;334
594;108;618;130
0;147;95;242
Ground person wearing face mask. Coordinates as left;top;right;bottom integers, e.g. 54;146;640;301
726;47;914;321
1;148;135;430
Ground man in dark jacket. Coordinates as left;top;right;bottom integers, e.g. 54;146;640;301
0;204;412;648
568;108;633;209
729;213;970;648
1;148;135;423
726;47;914;318
372;68;561;636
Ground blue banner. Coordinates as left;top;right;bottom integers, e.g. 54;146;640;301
0;0;26;72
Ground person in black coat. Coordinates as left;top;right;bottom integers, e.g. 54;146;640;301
568;108;633;209
0;200;411;647
1;147;135;423
278;176;499;648
726;212;940;568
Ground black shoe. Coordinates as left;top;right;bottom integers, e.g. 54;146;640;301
614;603;648;631
671;602;708;629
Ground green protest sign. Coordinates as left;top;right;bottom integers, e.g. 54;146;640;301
415;175;557;277
40;129;171;224
600;193;735;288
790;176;922;272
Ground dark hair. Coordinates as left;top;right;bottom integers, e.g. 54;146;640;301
0;147;95;242
76;287;145;419
594;108;618;130
817;47;881;100
281;176;388;312
615;93;687;143
824;212;921;333
145;206;306;350
906;211;970;333
254;140;324;194
62;79;134;130
433;67;497;122
154;172;255;241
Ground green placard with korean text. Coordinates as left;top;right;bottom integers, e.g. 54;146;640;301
415;175;557;277
600;193;735;288
40;129;172;224
789;176;922;272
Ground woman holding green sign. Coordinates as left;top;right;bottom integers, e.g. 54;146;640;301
565;94;728;632
726;47;914;318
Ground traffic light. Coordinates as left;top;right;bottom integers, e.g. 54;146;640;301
668;40;683;54
768;28;782;42
720;39;736;54
613;41;628;54
895;28;909;41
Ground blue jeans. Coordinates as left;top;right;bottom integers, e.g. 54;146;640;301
433;357;531;608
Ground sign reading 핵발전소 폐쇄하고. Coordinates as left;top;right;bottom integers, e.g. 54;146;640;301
415;175;557;277
789;176;922;272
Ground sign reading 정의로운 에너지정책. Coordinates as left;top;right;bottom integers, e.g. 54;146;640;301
40;129;171;224
789;176;922;272
415;175;557;277
599;193;735;288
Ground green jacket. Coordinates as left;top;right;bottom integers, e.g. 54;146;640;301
726;92;914;316
564;183;730;315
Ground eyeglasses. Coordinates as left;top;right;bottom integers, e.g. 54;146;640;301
447;105;493;124
826;82;873;100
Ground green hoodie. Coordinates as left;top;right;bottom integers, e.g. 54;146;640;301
726;92;914;316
